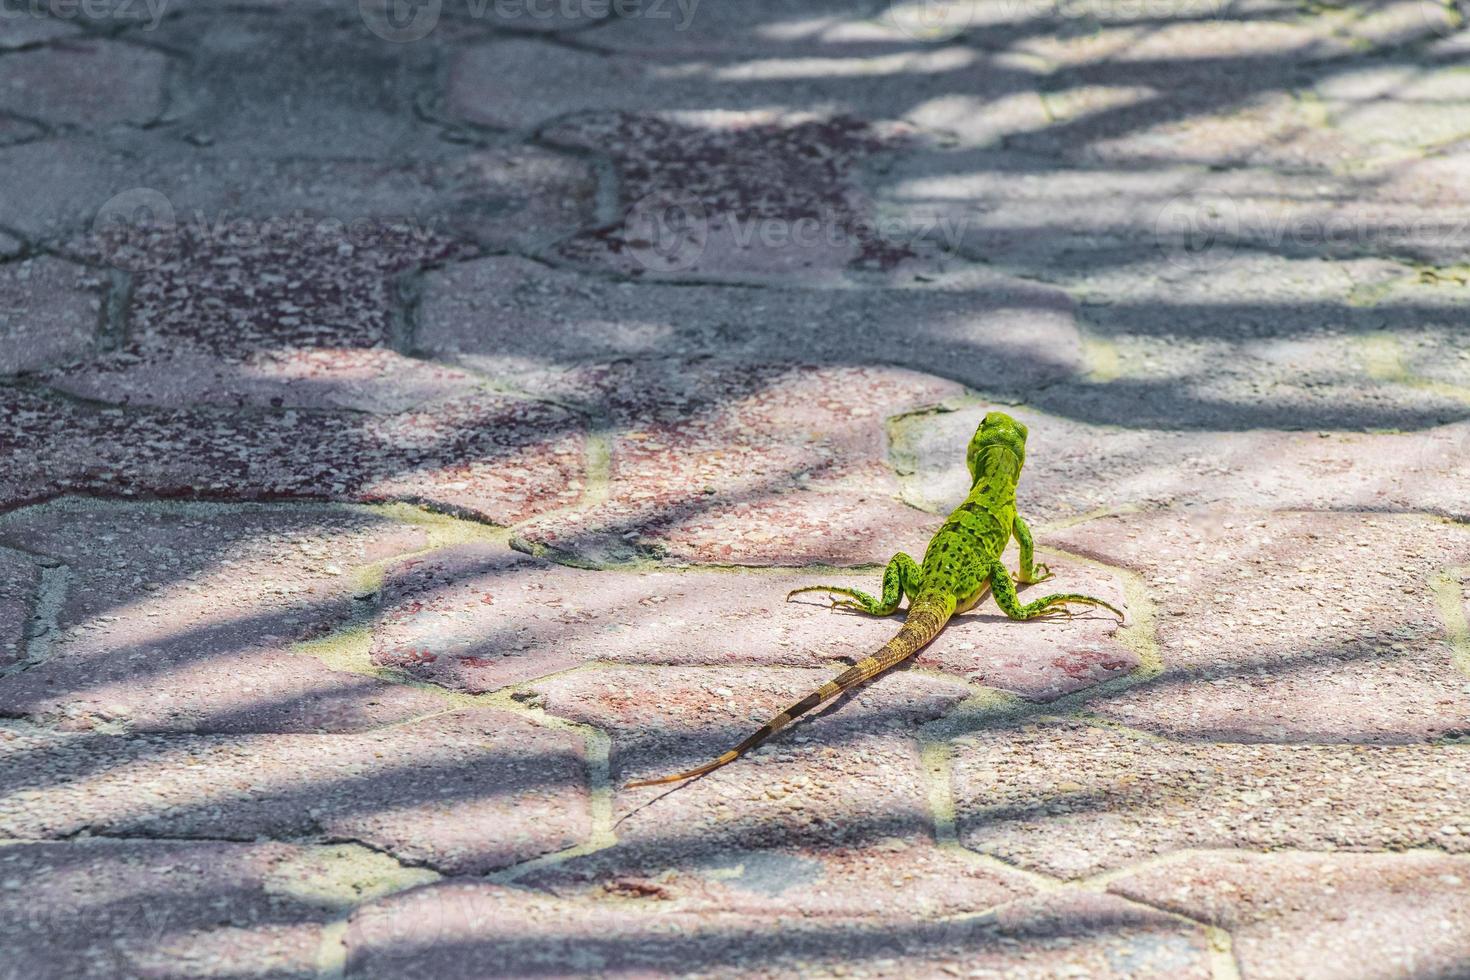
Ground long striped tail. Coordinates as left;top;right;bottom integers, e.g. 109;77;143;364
623;597;954;788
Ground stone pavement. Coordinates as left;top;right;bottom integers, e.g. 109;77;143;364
1;0;1469;976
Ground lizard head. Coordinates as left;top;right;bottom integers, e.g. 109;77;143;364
967;411;1027;487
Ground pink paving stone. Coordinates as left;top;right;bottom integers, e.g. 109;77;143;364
949;719;1470;879
0;39;166;127
367;541;1134;698
523;837;1038;919
0;502;447;733
347;882;1211;978
1046;511;1470;743
512;360;968;566
528;664;969;838
0;255;102;374
0;547;37;668
416;256;1085;392
0;707;591;874
1107;851;1470;980
0;386;585;524
0;839;332;979
893;404;1470;523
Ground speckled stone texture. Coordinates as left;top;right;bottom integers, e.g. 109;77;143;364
4;0;1470;976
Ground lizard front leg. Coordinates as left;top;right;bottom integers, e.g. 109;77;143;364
987;560;1124;621
1012;514;1053;585
787;552;922;616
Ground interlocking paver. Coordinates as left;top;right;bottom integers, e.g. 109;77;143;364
894;401;1470;521
0;707;590;874
523;837;1038;918
0;502;447;732
508;359;961;564
0;547;37;669
3;0;1468;973
365;539;1132;698
1107;850;1470;980
0;839;334;979
417;256;1084;390
0;385;585;524
0;38;166;128
346;880;1213;978
1047;511;1470;743
0;255;101;375
528;664;967;831
950;719;1470;879
47;223;476;409
0;12;81;48
581;0;882;55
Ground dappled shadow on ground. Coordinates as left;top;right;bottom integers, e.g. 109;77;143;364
2;0;1469;974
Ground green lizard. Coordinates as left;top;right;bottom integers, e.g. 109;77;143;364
626;411;1124;788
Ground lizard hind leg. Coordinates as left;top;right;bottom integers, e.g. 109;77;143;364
987;560;1126;622
786;552;921;616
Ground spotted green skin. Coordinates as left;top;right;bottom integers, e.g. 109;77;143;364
792;411;1123;624
626;412;1122;787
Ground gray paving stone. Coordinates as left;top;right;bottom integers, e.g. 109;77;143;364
153;10;444;159
346;881;1213;978
0;11;82;48
1107;850;1470;980
0;707;590;874
1317;64;1470;150
0;502;447;733
0;255;101;375
950;719;1470;879
0;547;37;670
417;256;1084;393
0;38;167;128
582;0;885;55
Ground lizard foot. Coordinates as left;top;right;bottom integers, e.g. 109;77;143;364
1017;562;1054;586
